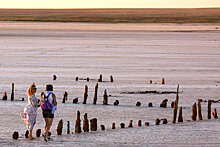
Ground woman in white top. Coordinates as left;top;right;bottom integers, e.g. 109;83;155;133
20;83;38;140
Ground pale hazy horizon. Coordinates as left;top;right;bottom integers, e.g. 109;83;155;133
0;0;220;8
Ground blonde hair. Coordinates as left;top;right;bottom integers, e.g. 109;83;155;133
27;83;36;97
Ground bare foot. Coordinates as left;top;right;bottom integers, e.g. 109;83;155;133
29;136;36;140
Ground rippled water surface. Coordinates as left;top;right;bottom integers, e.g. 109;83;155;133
0;22;220;146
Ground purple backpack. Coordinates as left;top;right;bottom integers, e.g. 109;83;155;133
41;93;52;110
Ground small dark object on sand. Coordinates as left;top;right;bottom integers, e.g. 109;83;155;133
136;101;141;106
36;129;41;137
12;132;19;140
148;102;153;107
73;98;78;103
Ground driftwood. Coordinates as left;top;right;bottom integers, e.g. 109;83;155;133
121;90;180;95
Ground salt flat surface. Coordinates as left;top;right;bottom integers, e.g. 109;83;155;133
0;22;220;146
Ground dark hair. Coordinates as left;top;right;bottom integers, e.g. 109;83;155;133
46;84;53;91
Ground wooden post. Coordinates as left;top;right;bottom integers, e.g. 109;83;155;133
62;91;68;103
138;120;142;126
128;120;133;128
172;85;179;123
198;99;203;120
136;101;141;106
110;75;114;82
75;111;82;133
103;90;108;105
75;77;79;81
36;129;41;137
73;98;78;104
150;80;152;84
112;123;115;129
12;132;19;140
120;123;125;128
25;130;29;138
90;118;97;131
57;119;63;135
148;102;153;107
213;108;218;118
11;83;14;101
192;103;197;121
114;100;119;105
67;121;70;134
98;74;102;82
83;113;89;132
162;118;168;124
100;125;105;130
83;85;88;104
155;118;160;125
2;92;7;100
162;78;165;84
207;100;212;119
53;75;57;80
178;106;183;122
160;99;168;108
145;122;149;126
87;77;89;82
93;83;98;104
171;102;174;108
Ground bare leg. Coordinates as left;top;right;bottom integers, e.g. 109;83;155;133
28;121;36;140
45;118;53;136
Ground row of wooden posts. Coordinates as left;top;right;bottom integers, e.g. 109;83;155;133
2;83;14;101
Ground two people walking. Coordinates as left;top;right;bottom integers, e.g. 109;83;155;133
20;84;57;141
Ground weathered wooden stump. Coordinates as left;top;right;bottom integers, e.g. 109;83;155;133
128;120;133;128
75;77;79;81
162;78;165;84
138;120;142;126
36;129;41;137
150;80;152;84
136;101;141;106
90;118;97;131
172;85;179;123
213;108;218;118
110;75;114;82
83;85;88;104
22;98;24;101
83;113;89;132
86;77;89;82
178;106;183;122
53;75;57;80
67;121;70;134
207;100;212;119
148;102;153;107
161;118;168;124
192;103;197;121
171;101;174;108
198;99;203;120
75;111;82;133
93;83;98;105
57;119;63;135
12;131;19;140
114;100;119;106
155;118;160;125
98;75;102;82
145;122;149;126
120;123;125;128
160;99;168;108
48;132;51;136
25;130;29;138
73;98;78;104
2;92;7;100
112;123;115;129
62;91;68;103
103;90;108;105
100;125;105;130
11;83;14;101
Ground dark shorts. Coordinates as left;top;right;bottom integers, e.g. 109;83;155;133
42;109;54;118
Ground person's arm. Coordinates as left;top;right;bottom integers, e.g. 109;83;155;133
38;94;44;106
52;93;57;106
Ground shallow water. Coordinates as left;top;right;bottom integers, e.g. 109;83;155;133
0;22;220;146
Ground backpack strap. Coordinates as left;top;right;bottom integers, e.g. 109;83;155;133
44;93;52;99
